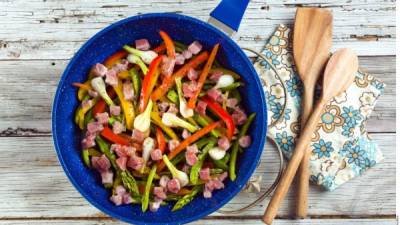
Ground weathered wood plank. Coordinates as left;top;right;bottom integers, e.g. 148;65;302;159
0;0;395;60
0;133;394;218
0;56;394;135
0;218;396;225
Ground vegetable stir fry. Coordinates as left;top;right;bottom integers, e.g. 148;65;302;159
73;31;255;212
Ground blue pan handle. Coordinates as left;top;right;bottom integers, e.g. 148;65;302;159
209;0;250;33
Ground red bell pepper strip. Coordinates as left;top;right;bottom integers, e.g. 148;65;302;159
92;87;116;116
104;50;127;68
100;126;131;146
157;121;220;172
138;55;163;112
201;96;235;140
187;43;220;109
153;43;166;54
156;127;166;153
151;51;209;101
159;30;175;58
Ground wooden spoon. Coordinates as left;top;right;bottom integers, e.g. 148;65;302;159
293;7;333;218
262;48;358;225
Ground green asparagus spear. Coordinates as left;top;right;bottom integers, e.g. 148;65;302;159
229;113;256;181
142;165;157;212
82;149;90;167
190;138;217;184
172;186;202;211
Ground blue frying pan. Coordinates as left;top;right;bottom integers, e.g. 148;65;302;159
52;1;267;224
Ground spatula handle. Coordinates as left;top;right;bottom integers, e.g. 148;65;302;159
263;100;325;225
296;85;315;218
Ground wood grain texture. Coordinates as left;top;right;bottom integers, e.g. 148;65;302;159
0;219;396;225
0;56;394;135
0;0;395;60
0;133;394;218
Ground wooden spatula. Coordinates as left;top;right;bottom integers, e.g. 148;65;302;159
293;7;333;218
262;48;358;225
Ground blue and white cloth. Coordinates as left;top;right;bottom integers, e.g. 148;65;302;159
253;25;385;191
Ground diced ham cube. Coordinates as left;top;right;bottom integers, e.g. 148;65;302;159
88;90;98;98
135;38;150;51
110;105;121;116
218;136;230;151
187;68;198;81
167;103;178;114
116;156;127;170
111;144;135;158
199;167;210;181
232;107;248;125
112;121;125;134
161;56;176;76
188;41;202;55
205;178;224;191
132;129;146;143
167;178;181;193
122;193;133;204
182;81;199;98
158;102;170;113
81;132;96;149
182;129;191;139
195;100;207;115
91;154;111;172
105;69;118;87
226;98;238;109
185;152;198;166
151;149;163;161
153;186;167;200
127;156;144;171
207;89;222;102
123;81;134;101
182;50;192;59
96;112;109;124
168;139;180;152
113;59;129;73
239;135;252;148
209;70;223;81
186;145;198;154
81;99;93;109
87;121;104;134
92;63;108;77
175;54;185;65
110;194;123;206
100;170;114;184
159;176;170;188
115;185;126;196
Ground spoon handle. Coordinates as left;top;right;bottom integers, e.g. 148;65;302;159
296;85;315;218
263;99;325;225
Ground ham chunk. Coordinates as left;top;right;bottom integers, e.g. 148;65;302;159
209;70;223;81
168;139;180;152
185;151;198;166
81;99;93;109
195;100;207;115
175;54;185;65
135;38;150;51
167;178;181;193
187;68;198;81
232;107;248;125
88;90;98;98
105;69;118;87
182;50;193;59
110;105;121;116
239;135;252;148
123;81;134;101
167;103;178;114
81;132;96;149
95;112;109;124
92;63;108;77
182;81;199;98
110;194;123;206
91;154;111;172
87;121;104;134
188;41;202;55
207;89;222;102
182;129;191;139
113;59;129;73
150;149;163;161
112;121;125;134
226;98;238;109
100;170;113;185
159;175;170;188
132;129;146;143
149;199;162;212
218;136;230;151
161;56;176;76
199;167;210;181
116;156;127;171
153;186;167;200
127;156;144;171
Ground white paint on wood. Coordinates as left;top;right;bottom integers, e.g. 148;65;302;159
0;134;394;218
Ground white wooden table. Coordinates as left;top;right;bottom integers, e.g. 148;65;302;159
0;0;395;224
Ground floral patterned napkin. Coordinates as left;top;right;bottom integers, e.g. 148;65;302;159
253;24;385;191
